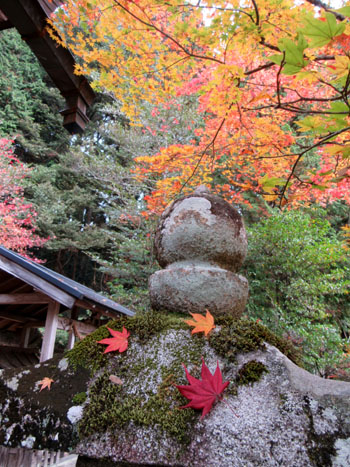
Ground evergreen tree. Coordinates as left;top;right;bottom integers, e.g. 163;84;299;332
0;29;70;163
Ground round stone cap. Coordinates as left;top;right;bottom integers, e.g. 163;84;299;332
154;191;247;272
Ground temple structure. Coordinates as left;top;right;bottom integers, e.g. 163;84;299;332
0;246;133;368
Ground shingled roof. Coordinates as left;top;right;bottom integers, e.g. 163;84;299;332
0;246;134;318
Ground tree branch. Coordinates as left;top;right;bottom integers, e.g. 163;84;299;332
278;126;350;206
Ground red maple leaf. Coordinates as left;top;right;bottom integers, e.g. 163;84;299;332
176;358;229;418
97;326;130;353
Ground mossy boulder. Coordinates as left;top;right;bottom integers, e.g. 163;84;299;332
1;312;350;466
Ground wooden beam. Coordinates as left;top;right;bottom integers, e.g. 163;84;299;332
57;317;96;335
0;255;75;309
0;293;51;304
75;299;122;319
40;301;60;362
0;0;94;133
0;310;44;326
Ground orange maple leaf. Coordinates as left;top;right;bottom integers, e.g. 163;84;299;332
39;377;54;392
184;310;215;336
97;326;130;353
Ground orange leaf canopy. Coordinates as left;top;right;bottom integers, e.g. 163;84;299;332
39;377;54;392
49;0;350;211
184;310;215;336
98;327;130;353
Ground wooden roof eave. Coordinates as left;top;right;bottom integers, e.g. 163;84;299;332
0;247;135;319
0;255;75;309
0;0;95;134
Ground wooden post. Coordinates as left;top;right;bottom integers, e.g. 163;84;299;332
20;328;31;348
67;330;75;350
40;301;60;362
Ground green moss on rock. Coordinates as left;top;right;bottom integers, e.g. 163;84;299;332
79;371;197;444
236;360;268;386
64;310;301;447
77;335;204;444
209;315;302;366
72;392;87;405
67;311;187;372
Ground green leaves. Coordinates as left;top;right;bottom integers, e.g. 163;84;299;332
260;176;287;188
334;6;350;17
301;13;345;48
271;13;346;74
296;116;327;134
270;35;308;75
244;209;350;377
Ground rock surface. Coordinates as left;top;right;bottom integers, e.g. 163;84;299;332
1;315;350;467
149;188;249;316
0;355;90;451
149;263;248;316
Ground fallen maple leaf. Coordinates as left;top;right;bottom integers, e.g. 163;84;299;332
109;375;123;385
184;310;215;336
97;326;129;353
39;377;54;392
176;358;229;418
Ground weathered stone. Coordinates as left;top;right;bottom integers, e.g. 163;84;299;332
1;317;350;467
150;188;249;317
154;193;248;271
149;262;248;316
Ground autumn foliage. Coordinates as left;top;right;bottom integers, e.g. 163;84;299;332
98;326;130;353
49;0;350;212
39;377;54;392
0;138;46;256
176;358;229;418
184;310;215;336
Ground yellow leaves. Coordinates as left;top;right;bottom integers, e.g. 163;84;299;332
327;144;350;159
341;224;350;250
328;55;350;79
39;377;54;392
248;92;273;104
184;310;215;336
294;70;319;84
49;0;350;210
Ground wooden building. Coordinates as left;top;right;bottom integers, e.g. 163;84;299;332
0;0;95;133
0;246;134;368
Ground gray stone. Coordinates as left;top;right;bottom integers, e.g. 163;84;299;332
155;194;248;271
149;261;249;315
150;189;249;317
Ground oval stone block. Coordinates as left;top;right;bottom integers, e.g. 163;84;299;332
155;193;247;273
149;263;249;317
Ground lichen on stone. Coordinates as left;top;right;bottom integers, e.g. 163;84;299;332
62;309;304;448
67;311;187;373
76;328;206;445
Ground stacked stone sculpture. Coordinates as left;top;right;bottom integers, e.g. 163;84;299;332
149;186;249;316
